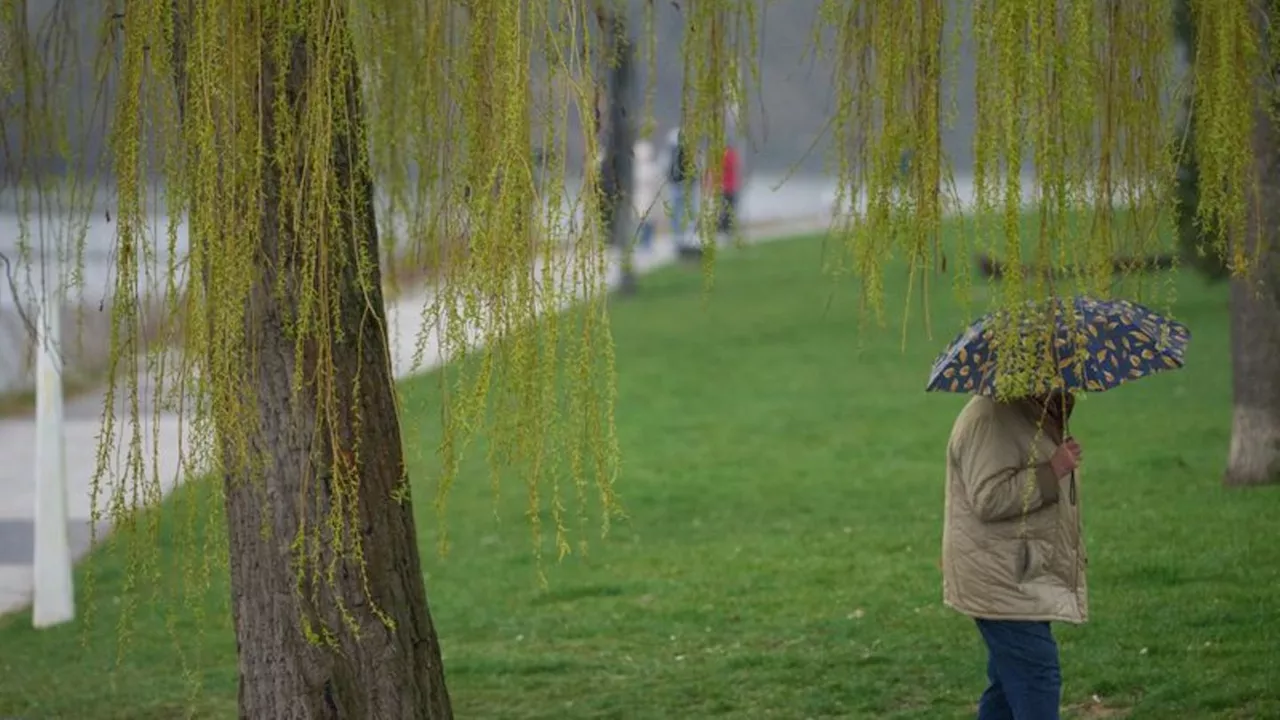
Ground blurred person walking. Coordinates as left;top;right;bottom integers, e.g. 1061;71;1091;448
664;128;698;252
713;143;741;237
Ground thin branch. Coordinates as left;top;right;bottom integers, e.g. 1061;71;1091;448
0;248;40;342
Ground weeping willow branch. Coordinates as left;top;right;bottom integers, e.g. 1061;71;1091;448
1190;0;1263;275
0;250;39;340
678;0;756;282
818;0;1202;399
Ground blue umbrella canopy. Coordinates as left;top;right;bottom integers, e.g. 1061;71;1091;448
926;296;1191;396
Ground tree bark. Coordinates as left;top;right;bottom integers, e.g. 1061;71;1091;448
1225;7;1280;488
172;5;455;717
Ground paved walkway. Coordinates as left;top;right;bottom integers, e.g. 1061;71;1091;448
0;215;833;617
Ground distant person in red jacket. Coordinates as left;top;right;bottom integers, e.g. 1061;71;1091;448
714;145;741;235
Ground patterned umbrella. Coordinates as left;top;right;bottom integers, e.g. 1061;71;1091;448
926;296;1192;396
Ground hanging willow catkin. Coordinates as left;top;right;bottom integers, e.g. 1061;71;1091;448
678;0;757;285
821;0;946;336
1191;0;1259;274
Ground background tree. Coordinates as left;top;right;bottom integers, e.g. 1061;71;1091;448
1217;2;1280;487
1174;0;1280;487
598;3;639;295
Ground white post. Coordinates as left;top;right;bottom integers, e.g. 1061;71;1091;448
32;277;73;629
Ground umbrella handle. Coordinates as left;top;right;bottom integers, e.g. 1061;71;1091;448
1063;411;1076;506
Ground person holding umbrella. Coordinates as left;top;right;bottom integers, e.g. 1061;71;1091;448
929;296;1191;720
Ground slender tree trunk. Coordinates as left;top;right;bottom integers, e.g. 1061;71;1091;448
1225;6;1280;488
172;4;454;716
600;7;637;294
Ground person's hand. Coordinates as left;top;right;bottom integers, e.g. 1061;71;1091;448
1050;436;1083;477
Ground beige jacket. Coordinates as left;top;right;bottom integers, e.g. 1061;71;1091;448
941;395;1088;624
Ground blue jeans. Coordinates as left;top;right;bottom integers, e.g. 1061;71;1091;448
975;619;1061;720
669;181;698;243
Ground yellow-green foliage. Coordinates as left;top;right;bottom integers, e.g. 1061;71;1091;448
0;0;1266;660
819;0;1255;399
679;0;756;282
1190;0;1260;273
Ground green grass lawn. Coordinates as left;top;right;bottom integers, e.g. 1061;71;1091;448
2;230;1278;719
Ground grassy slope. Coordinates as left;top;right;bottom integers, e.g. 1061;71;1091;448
1;230;1277;719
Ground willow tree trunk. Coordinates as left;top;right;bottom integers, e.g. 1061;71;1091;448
1225;19;1280;488
172;9;455;718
